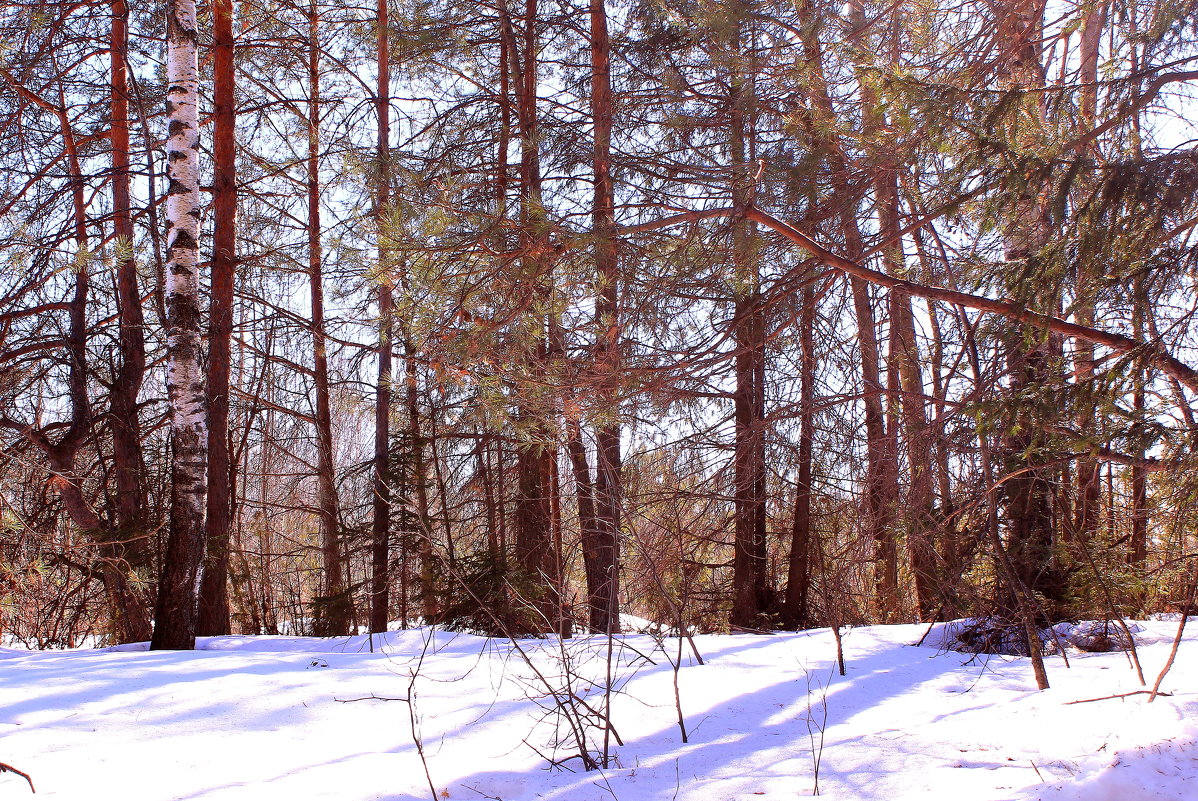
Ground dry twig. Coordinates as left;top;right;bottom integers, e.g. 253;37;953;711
1065;690;1172;705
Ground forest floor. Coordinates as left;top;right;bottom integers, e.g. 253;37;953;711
1;619;1194;800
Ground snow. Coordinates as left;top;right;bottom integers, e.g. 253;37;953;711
0;621;1193;800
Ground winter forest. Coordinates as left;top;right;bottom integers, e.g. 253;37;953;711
2;0;1198;796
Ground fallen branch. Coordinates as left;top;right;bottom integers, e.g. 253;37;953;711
1064;690;1172;705
334;694;409;703
0;761;34;793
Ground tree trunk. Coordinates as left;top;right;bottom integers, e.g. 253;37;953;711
197;0;237;637
998;0;1059;619
726;1;770;631
565;413;604;626
507;0;561;630
108;0;153;643
909;217;961;612
783;276;818;629
153;0;207;651
854;2;936;620
40;119;133;642
1070;0;1108;545
306;4;350;637
846;242;897;618
404;340;437;622
992;0;1054;689
796;0;897;620
588;0;621;634
369;0;393;635
880;199;936;620
1130;274;1148;564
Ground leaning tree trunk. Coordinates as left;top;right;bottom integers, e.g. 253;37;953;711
152;0;207;651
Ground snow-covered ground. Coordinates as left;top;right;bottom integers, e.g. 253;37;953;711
1;620;1193;800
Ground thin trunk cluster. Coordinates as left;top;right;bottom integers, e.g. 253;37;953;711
2;0;1192;658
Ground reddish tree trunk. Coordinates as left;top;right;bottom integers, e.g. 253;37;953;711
783;277;818;628
1130;275;1148;564
727;2;770;631
1070;0;1108;545
108;0;153;642
877;190;936;619
307;4;350;637
507;0;563;630
197;0;237;637
588;0;621;634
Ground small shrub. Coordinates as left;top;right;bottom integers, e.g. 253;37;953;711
432;551;550;637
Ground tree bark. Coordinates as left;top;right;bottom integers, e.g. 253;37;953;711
782;276;818;629
588;0;621;634
306;3;350;637
197;0;237;637
844;233;897;618
1130;274;1148;564
879;189;936;620
997;0;1059;625
909;219;961;613
369;0;393;635
507;0;562;630
1070;0;1108;545
795;0;897;620
727;1;770;631
108;0;153;642
152;0;207;651
857;2;937;620
565;413;604;625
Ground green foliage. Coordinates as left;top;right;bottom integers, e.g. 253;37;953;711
431;551;551;638
310;587;356;638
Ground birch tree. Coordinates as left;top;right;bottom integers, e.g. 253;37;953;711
152;0;207;651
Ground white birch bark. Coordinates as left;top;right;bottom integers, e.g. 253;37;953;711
152;0;207;650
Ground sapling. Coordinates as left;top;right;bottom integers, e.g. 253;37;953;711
804;668;831;796
1149;563;1197;702
433;543;623;771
